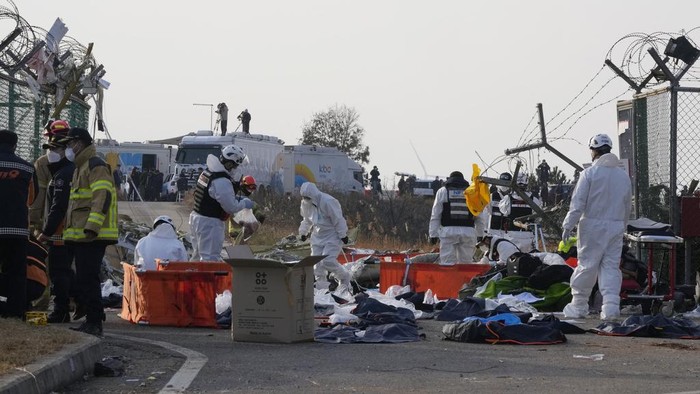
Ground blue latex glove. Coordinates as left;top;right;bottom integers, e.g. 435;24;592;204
241;198;254;210
562;228;571;241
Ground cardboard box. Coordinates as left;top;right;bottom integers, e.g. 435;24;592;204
225;246;324;343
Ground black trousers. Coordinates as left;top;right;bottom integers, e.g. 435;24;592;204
242;121;250;133
0;237;28;318
48;244;75;313
72;242;106;324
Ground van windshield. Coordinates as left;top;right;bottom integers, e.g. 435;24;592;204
176;145;221;165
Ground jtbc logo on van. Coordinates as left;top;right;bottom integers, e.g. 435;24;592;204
255;272;267;285
319;165;332;173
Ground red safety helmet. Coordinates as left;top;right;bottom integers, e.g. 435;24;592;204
44;119;70;136
240;175;257;195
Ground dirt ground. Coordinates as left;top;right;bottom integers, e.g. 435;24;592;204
0;317;80;375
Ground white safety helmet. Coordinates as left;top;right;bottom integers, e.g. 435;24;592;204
589;133;613;149
220;144;247;167
153;215;175;229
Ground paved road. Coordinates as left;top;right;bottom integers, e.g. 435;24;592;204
60;310;700;393
118;201;192;233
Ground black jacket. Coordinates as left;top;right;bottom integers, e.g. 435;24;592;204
0;145;37;238
42;157;75;243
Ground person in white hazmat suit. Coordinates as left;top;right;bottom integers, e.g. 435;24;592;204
298;182;353;298
487;172;541;252
429;171;487;265
477;234;520;266
189;145;254;261
134;215;189;270
561;133;631;320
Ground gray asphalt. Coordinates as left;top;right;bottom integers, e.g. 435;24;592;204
57;310;700;393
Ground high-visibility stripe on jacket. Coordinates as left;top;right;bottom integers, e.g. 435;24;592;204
63;145;118;244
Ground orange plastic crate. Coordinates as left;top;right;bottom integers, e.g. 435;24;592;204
379;262;490;299
157;260;232;293
121;262;231;327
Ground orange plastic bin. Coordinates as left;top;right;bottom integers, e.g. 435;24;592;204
120;262;231;327
379;261;490;299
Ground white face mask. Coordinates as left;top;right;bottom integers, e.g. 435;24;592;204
479;244;490;253
65;147;76;162
47;150;62;163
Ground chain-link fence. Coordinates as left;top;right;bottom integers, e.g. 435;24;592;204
0;73;89;162
629;86;700;285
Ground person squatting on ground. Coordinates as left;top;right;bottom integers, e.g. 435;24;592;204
59;128;119;336
477;234;520;266
561;133;632;321
298;182;353;299
134;215;188;270
486;172;541;252
189;144;253;261
429;171;487;265
0;130;37;319
36;133;76;323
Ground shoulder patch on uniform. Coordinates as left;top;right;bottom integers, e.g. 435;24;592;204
55;178;64;187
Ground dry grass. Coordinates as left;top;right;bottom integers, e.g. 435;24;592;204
0;318;81;375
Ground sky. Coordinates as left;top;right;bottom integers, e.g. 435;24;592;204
14;0;700;187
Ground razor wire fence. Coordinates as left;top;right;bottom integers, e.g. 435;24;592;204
0;72;89;162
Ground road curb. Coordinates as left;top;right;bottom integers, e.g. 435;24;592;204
0;334;102;394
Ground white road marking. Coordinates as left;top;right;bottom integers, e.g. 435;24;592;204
108;333;208;393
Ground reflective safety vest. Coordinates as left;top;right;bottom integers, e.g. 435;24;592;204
441;186;475;227
63;145;118;243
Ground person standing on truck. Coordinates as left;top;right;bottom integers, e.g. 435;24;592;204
428;171;486;265
298;182;353;300
561;133;631;321
237;109;251;134
189;144;254;261
216;103;229;136
369;166;381;194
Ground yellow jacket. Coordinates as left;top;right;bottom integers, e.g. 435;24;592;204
63;145;118;243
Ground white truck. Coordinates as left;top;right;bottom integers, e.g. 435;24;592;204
95;139;177;177
174;130;285;188
173;131;365;194
274;145;365;194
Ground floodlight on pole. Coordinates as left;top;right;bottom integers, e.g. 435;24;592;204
193;103;214;130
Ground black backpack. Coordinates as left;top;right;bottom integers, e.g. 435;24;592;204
527;264;574;290
507;252;542;277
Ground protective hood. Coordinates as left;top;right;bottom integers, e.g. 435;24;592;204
445;172;469;189
206;154;227;173
150;222;178;239
594;152;621;168
300;182;322;205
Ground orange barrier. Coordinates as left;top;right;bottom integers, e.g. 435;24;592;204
338;250;420;265
157;260;233;294
380;262;490;299
120;262;231;327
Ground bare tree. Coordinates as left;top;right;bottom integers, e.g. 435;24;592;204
300;104;370;164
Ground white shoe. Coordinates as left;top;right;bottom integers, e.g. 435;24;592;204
683;306;700;318
563;304;587;319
